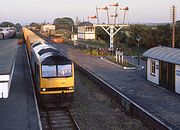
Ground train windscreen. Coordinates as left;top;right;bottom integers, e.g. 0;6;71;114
42;64;72;78
58;64;72;77
42;65;57;78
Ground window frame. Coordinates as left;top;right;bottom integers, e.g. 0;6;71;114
41;64;72;78
41;65;57;78
57;64;72;77
150;60;156;76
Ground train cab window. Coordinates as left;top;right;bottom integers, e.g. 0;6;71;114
58;64;72;77
42;65;57;77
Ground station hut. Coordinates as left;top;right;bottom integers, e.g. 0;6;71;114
41;24;55;34
78;21;95;39
143;46;180;94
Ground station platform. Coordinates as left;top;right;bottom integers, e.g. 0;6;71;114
54;44;180;130
0;43;40;130
0;39;17;98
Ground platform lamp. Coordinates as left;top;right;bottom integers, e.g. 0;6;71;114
135;34;141;67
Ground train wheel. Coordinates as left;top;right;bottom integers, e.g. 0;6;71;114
0;33;4;40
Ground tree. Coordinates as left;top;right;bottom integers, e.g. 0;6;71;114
53;17;74;30
29;22;41;30
96;27;109;43
0;21;14;27
15;23;22;32
175;20;180;48
156;24;171;47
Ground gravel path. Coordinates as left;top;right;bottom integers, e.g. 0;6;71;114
70;70;148;130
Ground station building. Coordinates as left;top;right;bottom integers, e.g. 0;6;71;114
143;46;180;94
78;22;96;39
41;24;55;34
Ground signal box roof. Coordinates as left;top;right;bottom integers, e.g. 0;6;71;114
78;21;93;26
143;46;180;65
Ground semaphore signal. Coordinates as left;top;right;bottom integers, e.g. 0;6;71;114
87;3;130;50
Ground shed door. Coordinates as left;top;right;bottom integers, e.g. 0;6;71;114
160;62;175;91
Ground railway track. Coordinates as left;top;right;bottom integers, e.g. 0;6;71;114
24;32;79;130
39;102;80;130
31;30;158;129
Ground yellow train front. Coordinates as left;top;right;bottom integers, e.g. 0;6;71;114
23;28;75;102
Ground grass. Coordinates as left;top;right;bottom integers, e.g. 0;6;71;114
78;39;107;48
107;56;136;68
116;43;147;57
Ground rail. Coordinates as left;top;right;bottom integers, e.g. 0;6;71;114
40;102;80;130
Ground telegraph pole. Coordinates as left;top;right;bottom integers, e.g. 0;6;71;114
96;6;99;24
170;5;176;48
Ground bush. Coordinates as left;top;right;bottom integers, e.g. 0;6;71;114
91;49;99;56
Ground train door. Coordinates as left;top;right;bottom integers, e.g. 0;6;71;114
160;62;168;89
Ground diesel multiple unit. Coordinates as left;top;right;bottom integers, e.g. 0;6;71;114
23;28;74;100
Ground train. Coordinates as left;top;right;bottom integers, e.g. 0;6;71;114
0;27;16;39
23;27;75;102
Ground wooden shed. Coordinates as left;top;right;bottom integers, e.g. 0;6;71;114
143;46;180;94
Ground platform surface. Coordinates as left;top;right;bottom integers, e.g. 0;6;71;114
0;44;40;130
54;44;180;130
0;39;17;75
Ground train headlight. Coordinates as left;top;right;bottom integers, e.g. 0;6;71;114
68;87;73;90
42;88;46;91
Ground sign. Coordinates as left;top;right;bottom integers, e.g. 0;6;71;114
176;70;180;76
156;64;159;69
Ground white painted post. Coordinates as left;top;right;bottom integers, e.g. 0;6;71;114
116;50;118;61
110;26;114;49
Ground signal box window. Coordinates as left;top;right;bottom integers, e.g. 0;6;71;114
150;60;156;76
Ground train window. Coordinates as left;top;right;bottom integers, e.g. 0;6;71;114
58;64;72;77
42;65;57;77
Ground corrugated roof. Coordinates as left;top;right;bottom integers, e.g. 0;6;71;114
143;46;180;65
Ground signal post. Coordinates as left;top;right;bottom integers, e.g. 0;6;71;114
88;3;129;50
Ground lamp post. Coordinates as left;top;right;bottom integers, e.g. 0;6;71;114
136;34;141;67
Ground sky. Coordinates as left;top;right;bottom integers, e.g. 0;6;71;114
0;0;179;25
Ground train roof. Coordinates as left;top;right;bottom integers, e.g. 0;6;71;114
31;42;71;65
40;52;72;65
23;27;45;44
